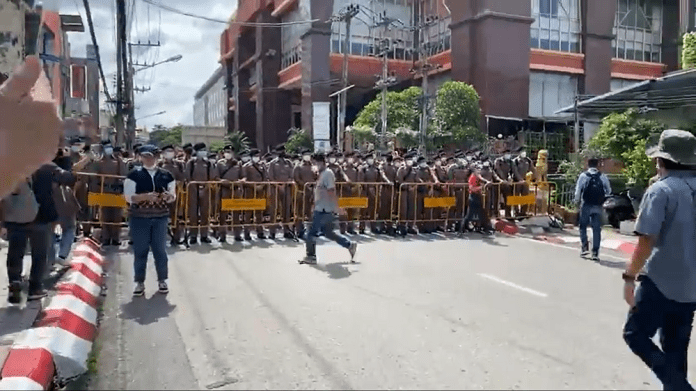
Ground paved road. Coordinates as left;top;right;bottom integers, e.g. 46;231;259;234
89;232;687;390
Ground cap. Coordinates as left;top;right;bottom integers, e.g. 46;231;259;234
182;143;193;149
138;145;158;156
249;149;260;157
301;148;312;155
100;140;112;146
161;144;174;151
193;143;207;151
113;146;122;153
417;156;426;163
223;144;233;151
274;144;286;152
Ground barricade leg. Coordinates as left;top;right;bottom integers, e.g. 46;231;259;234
169;204;182;244
268;186;279;238
102;207;122;244
188;187;200;240
379;187;392;233
519;183;531;216
281;187;293;236
200;188;211;240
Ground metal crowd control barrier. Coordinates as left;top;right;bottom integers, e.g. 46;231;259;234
300;182;396;227
483;181;556;220
184;181;299;231
397;183;468;227
75;172;128;229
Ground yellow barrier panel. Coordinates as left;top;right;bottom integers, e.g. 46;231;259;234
506;194;537;207
221;198;267;211
423;197;456;208
87;192;127;208
338;197;369;209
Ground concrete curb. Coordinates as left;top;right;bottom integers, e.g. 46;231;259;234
0;238;104;390
530;234;637;256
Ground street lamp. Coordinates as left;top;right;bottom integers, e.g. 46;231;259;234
134;54;183;74
136;111;166;121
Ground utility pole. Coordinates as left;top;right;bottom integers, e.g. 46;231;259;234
127;41;160;150
330;4;359;152
373;12;401;152
413;14;440;156
115;0;127;147
573;95;580;153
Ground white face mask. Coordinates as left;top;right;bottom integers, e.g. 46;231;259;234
164;151;175;160
347;158;354;164
242;156;251;163
224;153;233;160
367;158;374;165
71;146;80;153
197;151;207;158
505;154;512;160
303;155;311;162
406;160;414;167
435;159;442;166
329;158;337;164
104;147;113;156
252;157;260;163
338;157;345;163
520;152;527;159
419;162;427;169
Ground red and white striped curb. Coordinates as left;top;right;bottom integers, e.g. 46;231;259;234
0;238;104;390
533;234;637;255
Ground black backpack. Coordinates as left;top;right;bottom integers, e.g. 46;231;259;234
582;172;606;205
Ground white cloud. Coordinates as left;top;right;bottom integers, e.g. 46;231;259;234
60;0;235;130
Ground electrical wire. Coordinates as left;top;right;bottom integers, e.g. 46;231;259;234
140;0;319;26
81;0;113;103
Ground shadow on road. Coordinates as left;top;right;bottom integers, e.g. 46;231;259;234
120;294;176;325
308;262;359;280
597;258;626;269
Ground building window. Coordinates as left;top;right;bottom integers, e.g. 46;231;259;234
612;0;663;63
531;0;582;53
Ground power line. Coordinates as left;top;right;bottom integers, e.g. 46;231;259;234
82;0;113;103
140;0;319;26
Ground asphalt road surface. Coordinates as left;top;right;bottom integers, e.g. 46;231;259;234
89;232;686;390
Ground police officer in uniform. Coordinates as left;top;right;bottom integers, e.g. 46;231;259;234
432;152;449;232
512;147;537;216
216;145;244;242
358;151;384;234
342;151;360;235
242;149;267;240
293;149;317;239
479;158;503;218
159;145;186;245
448;153;471;231
97;140;127;246
494;150;515;219
379;152;398;235
396;152;420;235
75;143;101;239
415;156;438;233
267;144;295;239
185;143;217;244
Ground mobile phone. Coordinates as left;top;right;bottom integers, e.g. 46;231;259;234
24;10;42;57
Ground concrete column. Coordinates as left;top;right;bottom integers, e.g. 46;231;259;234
300;0;335;139
448;0;533;120
235;32;256;145
581;0;617;96
663;0;681;73
255;10;292;151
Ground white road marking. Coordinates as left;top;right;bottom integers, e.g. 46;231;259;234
478;273;548;298
518;237;629;262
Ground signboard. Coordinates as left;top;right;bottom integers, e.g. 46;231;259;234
88;193;127;208
312;102;330;153
424;197;456;208
221;198;267;211
338;197;369;209
506;195;536;207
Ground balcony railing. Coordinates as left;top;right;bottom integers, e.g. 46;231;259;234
281;42;302;69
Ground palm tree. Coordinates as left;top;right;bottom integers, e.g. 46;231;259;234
224;130;250;153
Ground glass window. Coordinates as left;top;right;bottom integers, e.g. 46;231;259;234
612;0;663;63
531;0;581;53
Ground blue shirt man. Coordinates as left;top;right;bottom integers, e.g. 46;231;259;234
574;159;611;260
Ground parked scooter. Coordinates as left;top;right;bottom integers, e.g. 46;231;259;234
603;190;636;229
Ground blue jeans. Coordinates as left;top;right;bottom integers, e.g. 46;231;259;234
129;217;169;283
306;211;351;257
579;203;602;254
51;215;77;261
624;276;696;391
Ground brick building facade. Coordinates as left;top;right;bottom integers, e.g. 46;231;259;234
219;0;696;151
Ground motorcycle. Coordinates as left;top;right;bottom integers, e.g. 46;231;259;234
603;190;635;229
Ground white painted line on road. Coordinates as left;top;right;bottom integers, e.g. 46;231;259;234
519;237;628;263
478;273;548;298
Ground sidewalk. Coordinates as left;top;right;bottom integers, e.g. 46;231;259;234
528;225;638;256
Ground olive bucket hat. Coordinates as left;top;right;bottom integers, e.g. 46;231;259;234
646;129;696;166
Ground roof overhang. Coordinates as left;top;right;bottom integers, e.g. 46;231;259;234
555;68;696;117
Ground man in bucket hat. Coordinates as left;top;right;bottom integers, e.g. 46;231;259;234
622;129;696;391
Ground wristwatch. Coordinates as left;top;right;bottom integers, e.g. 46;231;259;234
622;272;637;282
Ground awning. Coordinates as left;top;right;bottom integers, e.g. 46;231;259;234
555;68;696;117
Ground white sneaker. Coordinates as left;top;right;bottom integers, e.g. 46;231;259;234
349;242;357;262
158;281;169;294
133;282;145;297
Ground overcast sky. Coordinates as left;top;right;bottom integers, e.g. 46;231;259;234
54;0;235;130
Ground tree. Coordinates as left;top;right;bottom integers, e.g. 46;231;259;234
354;87;422;135
285;128;313;154
588;109;664;186
224;130;250;153
148;125;183;148
209;141;226;153
683;32;696;69
433;81;484;150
